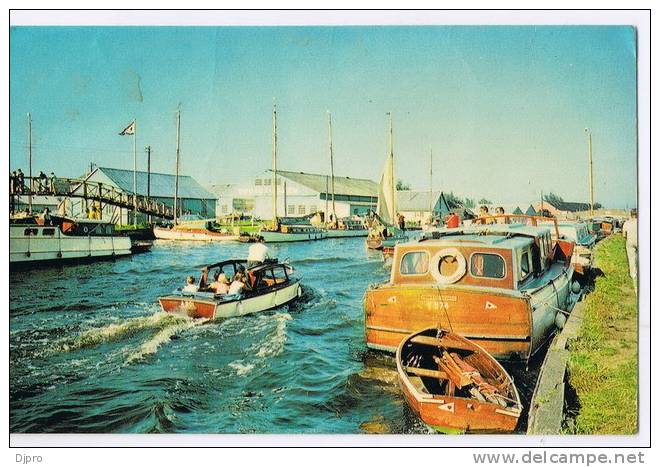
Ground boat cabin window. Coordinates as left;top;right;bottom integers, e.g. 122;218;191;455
23;228;39;236
42;228;55;236
470;253;505;279
400;251;429;275
519;250;531;281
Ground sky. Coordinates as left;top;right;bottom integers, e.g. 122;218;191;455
9;26;637;208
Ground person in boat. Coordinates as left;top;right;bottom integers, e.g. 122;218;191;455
479;205;495;224
228;272;246;295
41;207;52;226
495;206;506;224
182;276;199;293
446;211;461;228
247;237;269;268
210;271;230;294
397;213;406;231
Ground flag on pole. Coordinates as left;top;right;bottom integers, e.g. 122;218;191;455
119;120;136;136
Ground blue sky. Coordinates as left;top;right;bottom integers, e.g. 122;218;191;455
10;26;637;207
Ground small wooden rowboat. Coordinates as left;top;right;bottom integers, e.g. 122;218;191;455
396;328;522;434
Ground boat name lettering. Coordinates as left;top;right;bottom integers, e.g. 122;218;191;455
420;295;457;302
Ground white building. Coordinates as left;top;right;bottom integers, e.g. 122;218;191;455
209;170;378;220
396;190;452;224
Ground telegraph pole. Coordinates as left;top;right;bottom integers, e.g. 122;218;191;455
585;128;594;218
27;113;33;214
145;145;152;224
174;110;181;225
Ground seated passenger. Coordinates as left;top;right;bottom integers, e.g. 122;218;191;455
228;272;246;295
210;272;230;294
182;276;199;293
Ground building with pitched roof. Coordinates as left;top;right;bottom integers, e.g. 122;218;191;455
396;190;452;223
209;170;378;220
70;166;216;223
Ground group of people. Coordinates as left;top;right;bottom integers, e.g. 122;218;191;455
9;170;56;195
182;238;271;296
182;269;248;296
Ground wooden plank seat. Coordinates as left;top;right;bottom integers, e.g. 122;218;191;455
410;335;476;353
404;365;448;380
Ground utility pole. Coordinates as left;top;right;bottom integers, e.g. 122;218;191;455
174;110;181;225
133;119;137;226
27;113;33;214
585;128;594;218
145;145;152;224
328;111;336;223
272;102;278;227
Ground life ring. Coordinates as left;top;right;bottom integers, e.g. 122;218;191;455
430;247;467;284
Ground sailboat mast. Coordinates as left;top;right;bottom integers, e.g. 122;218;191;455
272;103;278;226
328;111;336;222
27;113;33;215
388;112;395;220
429;147;434;217
174;109;181;225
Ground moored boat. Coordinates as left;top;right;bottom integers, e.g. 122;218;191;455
10;215;132;267
158;258;302;319
366;113;408;250
364;215;575;361
153;215;240;242
325;218;369;238
259;223;327;243
544;220;596;277
397;327;522;433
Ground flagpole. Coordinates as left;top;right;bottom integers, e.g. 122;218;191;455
133;119;137;226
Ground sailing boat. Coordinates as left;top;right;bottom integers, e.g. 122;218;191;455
324;112;369;238
154;109;239;242
366;113;408;250
259;104;327;243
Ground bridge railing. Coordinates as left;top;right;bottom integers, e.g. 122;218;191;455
10;176;174;219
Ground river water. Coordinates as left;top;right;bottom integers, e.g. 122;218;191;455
10;237;538;434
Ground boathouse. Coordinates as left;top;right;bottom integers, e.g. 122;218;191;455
396;190;452;224
69;167;217;224
210;170;378;220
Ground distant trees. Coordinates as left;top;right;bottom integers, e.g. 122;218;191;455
544;192;564;207
478;198;492;205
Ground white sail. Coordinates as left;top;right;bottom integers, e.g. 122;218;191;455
376;152;396;224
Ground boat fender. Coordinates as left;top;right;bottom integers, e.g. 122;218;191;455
83;225;89;234
57;251;62;258
297;286;303;298
430;248;467;284
555;312;567;330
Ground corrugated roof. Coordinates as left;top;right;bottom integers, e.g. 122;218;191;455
273;170;378;197
397;190;449;212
95;167;216;200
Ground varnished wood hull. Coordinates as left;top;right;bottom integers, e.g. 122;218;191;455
159;280;302;319
396;328;522;433
153;227;239;242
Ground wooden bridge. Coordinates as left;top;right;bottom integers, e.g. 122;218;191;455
10;176;175;220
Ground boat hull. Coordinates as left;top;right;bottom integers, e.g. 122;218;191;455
325;228;369;238
259;230;327;242
153;227;239;242
10;225;132;266
397;328;522;433
159;280;302;319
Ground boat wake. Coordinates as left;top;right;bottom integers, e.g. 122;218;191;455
228;312;292;376
55;312;201;354
124;317;206;365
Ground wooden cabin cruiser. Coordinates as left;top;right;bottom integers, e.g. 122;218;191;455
10;215;132;267
364;217;575;361
397;328;522;433
158;259;302;319
259;220;327;243
325;217;369;238
153;215;240;242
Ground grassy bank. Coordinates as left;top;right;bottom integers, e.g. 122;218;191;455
566;235;638;434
